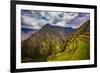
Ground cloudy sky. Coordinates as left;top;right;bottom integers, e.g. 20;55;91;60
21;10;90;30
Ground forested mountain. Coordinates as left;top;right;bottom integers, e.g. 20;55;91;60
21;20;90;63
48;20;90;61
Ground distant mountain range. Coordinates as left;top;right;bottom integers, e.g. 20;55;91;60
21;27;38;41
21;20;90;63
41;24;75;35
21;23;75;41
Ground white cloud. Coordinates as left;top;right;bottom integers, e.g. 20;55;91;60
62;13;78;21
55;20;66;27
21;10;90;29
21;15;41;29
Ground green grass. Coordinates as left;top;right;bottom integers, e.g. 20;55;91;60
71;38;90;60
47;35;90;61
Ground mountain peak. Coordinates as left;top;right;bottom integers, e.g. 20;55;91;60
45;23;51;27
41;23;52;29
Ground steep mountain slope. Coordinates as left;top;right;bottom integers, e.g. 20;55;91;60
47;20;90;61
21;20;90;63
21;24;75;62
